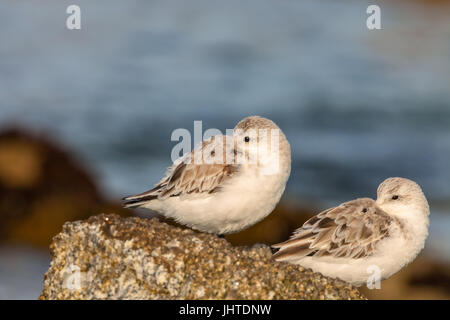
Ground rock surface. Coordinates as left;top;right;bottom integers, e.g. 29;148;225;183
39;214;365;300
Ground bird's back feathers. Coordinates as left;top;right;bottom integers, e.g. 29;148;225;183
272;198;396;261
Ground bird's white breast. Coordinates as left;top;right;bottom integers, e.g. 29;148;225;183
143;161;291;234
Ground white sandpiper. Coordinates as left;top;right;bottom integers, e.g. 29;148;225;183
123;116;291;235
272;177;430;287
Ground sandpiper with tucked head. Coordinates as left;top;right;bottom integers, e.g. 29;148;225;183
123;116;291;235
272;177;430;287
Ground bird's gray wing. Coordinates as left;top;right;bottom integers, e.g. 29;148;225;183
272;198;394;261
123;135;238;207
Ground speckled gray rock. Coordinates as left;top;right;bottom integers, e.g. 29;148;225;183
39;214;365;300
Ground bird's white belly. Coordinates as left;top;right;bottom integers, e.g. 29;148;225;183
143;171;288;234
291;228;422;287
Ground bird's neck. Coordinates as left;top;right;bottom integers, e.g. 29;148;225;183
251;154;290;178
389;206;429;244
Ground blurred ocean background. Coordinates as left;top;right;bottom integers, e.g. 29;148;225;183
0;0;450;299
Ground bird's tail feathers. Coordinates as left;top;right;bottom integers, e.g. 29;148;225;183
122;186;161;208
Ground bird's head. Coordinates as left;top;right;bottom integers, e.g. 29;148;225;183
376;177;429;217
233;116;290;175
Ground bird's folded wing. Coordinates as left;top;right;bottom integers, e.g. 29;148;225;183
272;198;394;261
123;136;238;207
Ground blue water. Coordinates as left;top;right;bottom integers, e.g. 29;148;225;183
0;0;450;298
0;246;50;300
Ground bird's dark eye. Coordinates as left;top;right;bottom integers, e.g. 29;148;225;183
392;195;399;200
244;136;250;142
